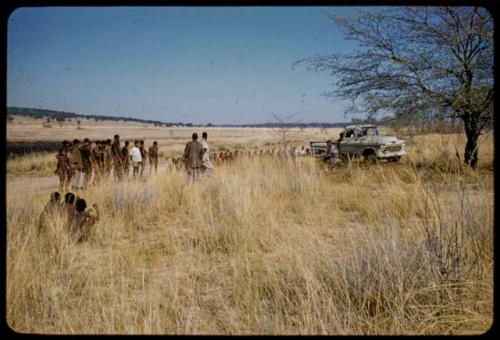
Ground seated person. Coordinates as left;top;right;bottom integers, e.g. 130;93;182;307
38;191;61;235
61;192;77;218
66;198;99;243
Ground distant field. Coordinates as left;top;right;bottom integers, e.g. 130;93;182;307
7;117;344;159
7;119;343;143
6;118;494;335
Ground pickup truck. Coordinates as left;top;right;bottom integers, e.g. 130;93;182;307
309;125;406;163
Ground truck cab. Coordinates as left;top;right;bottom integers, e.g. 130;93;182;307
338;125;406;162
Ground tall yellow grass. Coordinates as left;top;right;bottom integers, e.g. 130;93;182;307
6;132;493;334
7;152;57;177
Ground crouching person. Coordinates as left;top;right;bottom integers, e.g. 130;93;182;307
66;198;99;243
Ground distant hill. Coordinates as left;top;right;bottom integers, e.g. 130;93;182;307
7;107;179;127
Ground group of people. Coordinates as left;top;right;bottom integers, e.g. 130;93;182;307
172;138;312;171
43;131;341;243
55;135;159;192
54;129;335;191
41;132;215;244
38;191;99;243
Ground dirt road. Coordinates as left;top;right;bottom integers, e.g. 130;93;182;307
7;162;172;200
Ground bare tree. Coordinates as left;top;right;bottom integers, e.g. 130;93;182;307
271;112;302;154
295;7;493;168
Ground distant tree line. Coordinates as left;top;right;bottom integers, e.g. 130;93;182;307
7;107;178;127
7;107;356;129
211;122;350;128
8;107;392;129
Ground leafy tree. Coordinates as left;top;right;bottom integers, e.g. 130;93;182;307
296;7;493;168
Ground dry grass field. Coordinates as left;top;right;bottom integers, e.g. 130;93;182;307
6;123;493;335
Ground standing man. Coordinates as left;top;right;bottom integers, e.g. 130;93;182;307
130;140;142;178
70;139;84;190
103;139;113;180
112;134;123;180
55;146;70;193
80;138;93;189
183;133;204;182
200;132;214;175
63;141;74;185
122;141;130;178
91;141;102;182
96;141;106;179
148;141;159;174
139;140;147;177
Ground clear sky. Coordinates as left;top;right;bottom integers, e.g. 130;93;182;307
8;6;363;125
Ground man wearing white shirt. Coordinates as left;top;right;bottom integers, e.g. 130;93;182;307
130;140;142;178
201;132;214;175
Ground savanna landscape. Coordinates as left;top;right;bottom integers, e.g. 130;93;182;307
6;5;494;336
6;118;494;335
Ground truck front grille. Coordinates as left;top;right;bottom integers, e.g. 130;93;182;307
385;146;401;152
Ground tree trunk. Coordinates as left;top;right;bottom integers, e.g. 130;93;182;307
463;115;480;169
464;135;479;168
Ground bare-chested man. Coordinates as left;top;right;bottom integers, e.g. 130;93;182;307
55;146;70;193
122;141;130;178
148;141;159;174
70;139;84;190
91;141;102;182
103;139;113;180
62;141;74;185
139;140;147;176
112;134;123;180
80;138;93;189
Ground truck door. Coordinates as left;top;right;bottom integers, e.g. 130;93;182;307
351;128;364;155
339;129;356;155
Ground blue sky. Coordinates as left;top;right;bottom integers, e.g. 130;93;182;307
8;7;364;124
